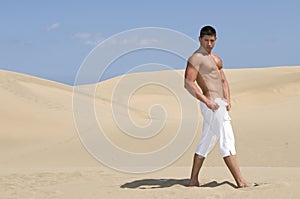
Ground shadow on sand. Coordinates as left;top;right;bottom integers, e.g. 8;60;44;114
120;179;237;189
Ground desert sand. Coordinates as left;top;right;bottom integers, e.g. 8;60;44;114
0;66;300;199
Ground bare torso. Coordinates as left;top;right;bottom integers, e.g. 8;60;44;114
193;47;225;101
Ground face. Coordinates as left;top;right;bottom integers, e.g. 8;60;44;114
199;35;216;53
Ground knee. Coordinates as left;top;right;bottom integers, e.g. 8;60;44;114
195;153;205;159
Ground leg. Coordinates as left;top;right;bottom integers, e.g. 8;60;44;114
189;153;205;186
220;110;252;187
223;154;250;188
189;102;217;186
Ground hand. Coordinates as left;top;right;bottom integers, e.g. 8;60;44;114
206;100;219;112
226;100;231;111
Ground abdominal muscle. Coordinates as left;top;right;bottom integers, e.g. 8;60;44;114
196;70;225;102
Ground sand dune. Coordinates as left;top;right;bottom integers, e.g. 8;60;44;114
0;66;300;198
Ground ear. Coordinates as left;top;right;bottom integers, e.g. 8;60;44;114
198;36;201;42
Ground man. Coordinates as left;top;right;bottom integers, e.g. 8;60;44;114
184;25;254;188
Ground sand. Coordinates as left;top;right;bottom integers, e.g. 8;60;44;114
0;66;299;198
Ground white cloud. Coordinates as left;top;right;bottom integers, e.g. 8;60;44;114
73;32;160;47
139;39;159;46
108;37;159;46
47;22;60;31
73;32;106;46
73;33;91;40
8;39;32;47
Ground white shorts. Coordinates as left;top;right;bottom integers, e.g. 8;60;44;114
195;98;236;157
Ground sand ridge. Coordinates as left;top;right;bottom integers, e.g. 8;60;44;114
0;66;300;198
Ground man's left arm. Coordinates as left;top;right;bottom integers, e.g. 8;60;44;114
213;53;231;111
219;69;231;111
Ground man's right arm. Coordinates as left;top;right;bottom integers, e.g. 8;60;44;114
184;56;208;104
184;56;219;111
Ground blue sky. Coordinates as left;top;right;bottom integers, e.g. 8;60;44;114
0;0;299;85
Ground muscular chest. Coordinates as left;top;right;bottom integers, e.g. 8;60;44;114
199;56;219;75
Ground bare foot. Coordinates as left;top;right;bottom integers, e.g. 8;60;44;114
237;182;258;188
189;179;200;187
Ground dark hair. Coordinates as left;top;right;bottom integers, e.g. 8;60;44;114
200;25;216;38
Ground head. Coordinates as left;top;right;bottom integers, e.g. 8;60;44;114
199;25;217;53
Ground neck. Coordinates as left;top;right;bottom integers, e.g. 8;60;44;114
200;46;211;54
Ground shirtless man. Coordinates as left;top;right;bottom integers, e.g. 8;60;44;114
184;25;253;188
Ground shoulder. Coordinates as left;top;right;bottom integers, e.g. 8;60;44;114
188;52;203;66
211;53;223;69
